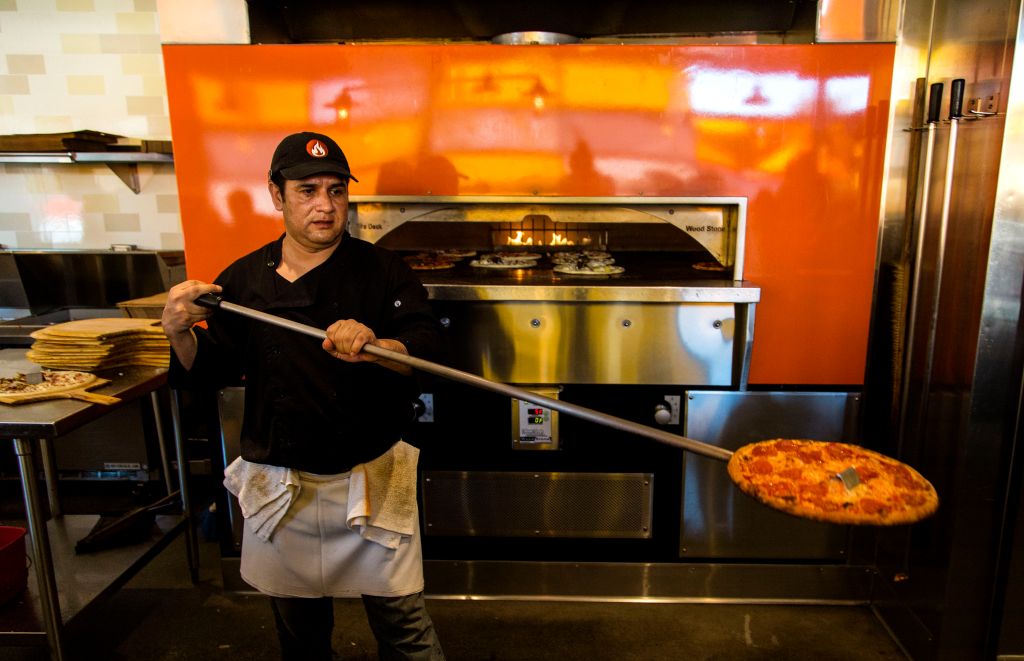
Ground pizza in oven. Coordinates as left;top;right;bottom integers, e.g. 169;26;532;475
550;250;613;264
692;261;727;271
403;252;457;271
470;254;538;269
553;263;625;276
406;259;456;271
552;252;623;276
493;251;542;261
727;439;939;525
437;249;477;259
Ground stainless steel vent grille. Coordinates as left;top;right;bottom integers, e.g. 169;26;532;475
421;471;653;538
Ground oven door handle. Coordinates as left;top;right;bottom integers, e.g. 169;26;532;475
195;294;734;462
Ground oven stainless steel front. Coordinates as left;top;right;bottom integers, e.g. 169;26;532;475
353;196;759;563
215;196;869;599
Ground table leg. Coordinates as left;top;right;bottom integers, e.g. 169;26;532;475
37;437;61;518
150;390;174;496
12;437;65;661
169;389;199;583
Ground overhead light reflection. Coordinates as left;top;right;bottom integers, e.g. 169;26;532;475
459;71;552;111
825;76;870;114
743;85;770;107
332;88;352;123
40;196;84;244
688;68;817;118
528;78;549;111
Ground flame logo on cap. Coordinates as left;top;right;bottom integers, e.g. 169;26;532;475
306;139;328;158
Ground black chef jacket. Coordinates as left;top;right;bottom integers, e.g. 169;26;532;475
169;232;443;474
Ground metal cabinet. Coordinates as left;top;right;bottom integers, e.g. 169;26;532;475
682;391;859;560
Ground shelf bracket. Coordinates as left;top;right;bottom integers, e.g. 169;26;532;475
105;162;141;194
0;151;171;194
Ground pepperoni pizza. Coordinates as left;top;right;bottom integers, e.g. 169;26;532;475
727;439;938;525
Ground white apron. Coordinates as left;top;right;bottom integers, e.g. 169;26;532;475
233;444;424;598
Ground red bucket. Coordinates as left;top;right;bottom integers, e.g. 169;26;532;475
0;526;28;606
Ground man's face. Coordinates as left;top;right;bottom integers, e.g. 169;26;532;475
270;174;349;252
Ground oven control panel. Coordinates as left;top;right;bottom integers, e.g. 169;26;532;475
511;387;561;450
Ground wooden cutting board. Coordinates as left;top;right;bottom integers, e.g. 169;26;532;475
0;374;121;406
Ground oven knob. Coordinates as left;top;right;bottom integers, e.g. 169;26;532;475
654;403;673;425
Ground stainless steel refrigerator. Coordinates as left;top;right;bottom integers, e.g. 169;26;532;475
862;0;1024;657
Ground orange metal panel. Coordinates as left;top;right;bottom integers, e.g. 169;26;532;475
162;43;894;386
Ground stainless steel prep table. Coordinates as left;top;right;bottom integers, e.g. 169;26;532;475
0;348;197;661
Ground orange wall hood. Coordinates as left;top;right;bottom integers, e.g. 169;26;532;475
163;43;894;386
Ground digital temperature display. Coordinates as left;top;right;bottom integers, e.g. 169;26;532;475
513;391;560;451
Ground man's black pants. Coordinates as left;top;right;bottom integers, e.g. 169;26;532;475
270;592;445;660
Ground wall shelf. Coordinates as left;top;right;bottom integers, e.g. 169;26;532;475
0;151;174;194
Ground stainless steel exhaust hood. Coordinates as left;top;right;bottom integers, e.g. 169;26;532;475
246;0;821;43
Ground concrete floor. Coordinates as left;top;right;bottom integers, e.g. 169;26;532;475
2;532;910;661
0;479;910;661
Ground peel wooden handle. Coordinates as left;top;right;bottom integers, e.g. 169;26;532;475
65;390;121;405
0;389;121;406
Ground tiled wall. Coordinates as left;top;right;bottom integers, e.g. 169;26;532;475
0;0;180;250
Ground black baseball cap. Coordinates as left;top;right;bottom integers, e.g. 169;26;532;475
268;131;359;182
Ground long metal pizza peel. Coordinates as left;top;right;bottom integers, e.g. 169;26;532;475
194;294;733;461
192;295;937;525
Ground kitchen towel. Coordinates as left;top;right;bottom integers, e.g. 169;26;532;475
223;457;301;542
347;441;419;549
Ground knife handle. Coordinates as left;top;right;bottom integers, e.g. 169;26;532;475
195;293;223;309
949;78;965;119
927;82;943;124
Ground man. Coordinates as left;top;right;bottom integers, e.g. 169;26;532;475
161;131;446;660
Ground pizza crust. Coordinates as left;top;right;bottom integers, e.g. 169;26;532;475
727;439;938;526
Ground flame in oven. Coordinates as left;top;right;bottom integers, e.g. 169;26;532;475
507;230;534;246
506;230;578;246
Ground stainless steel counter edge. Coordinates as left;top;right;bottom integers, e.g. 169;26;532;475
0;358;168;438
425;282;761;303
